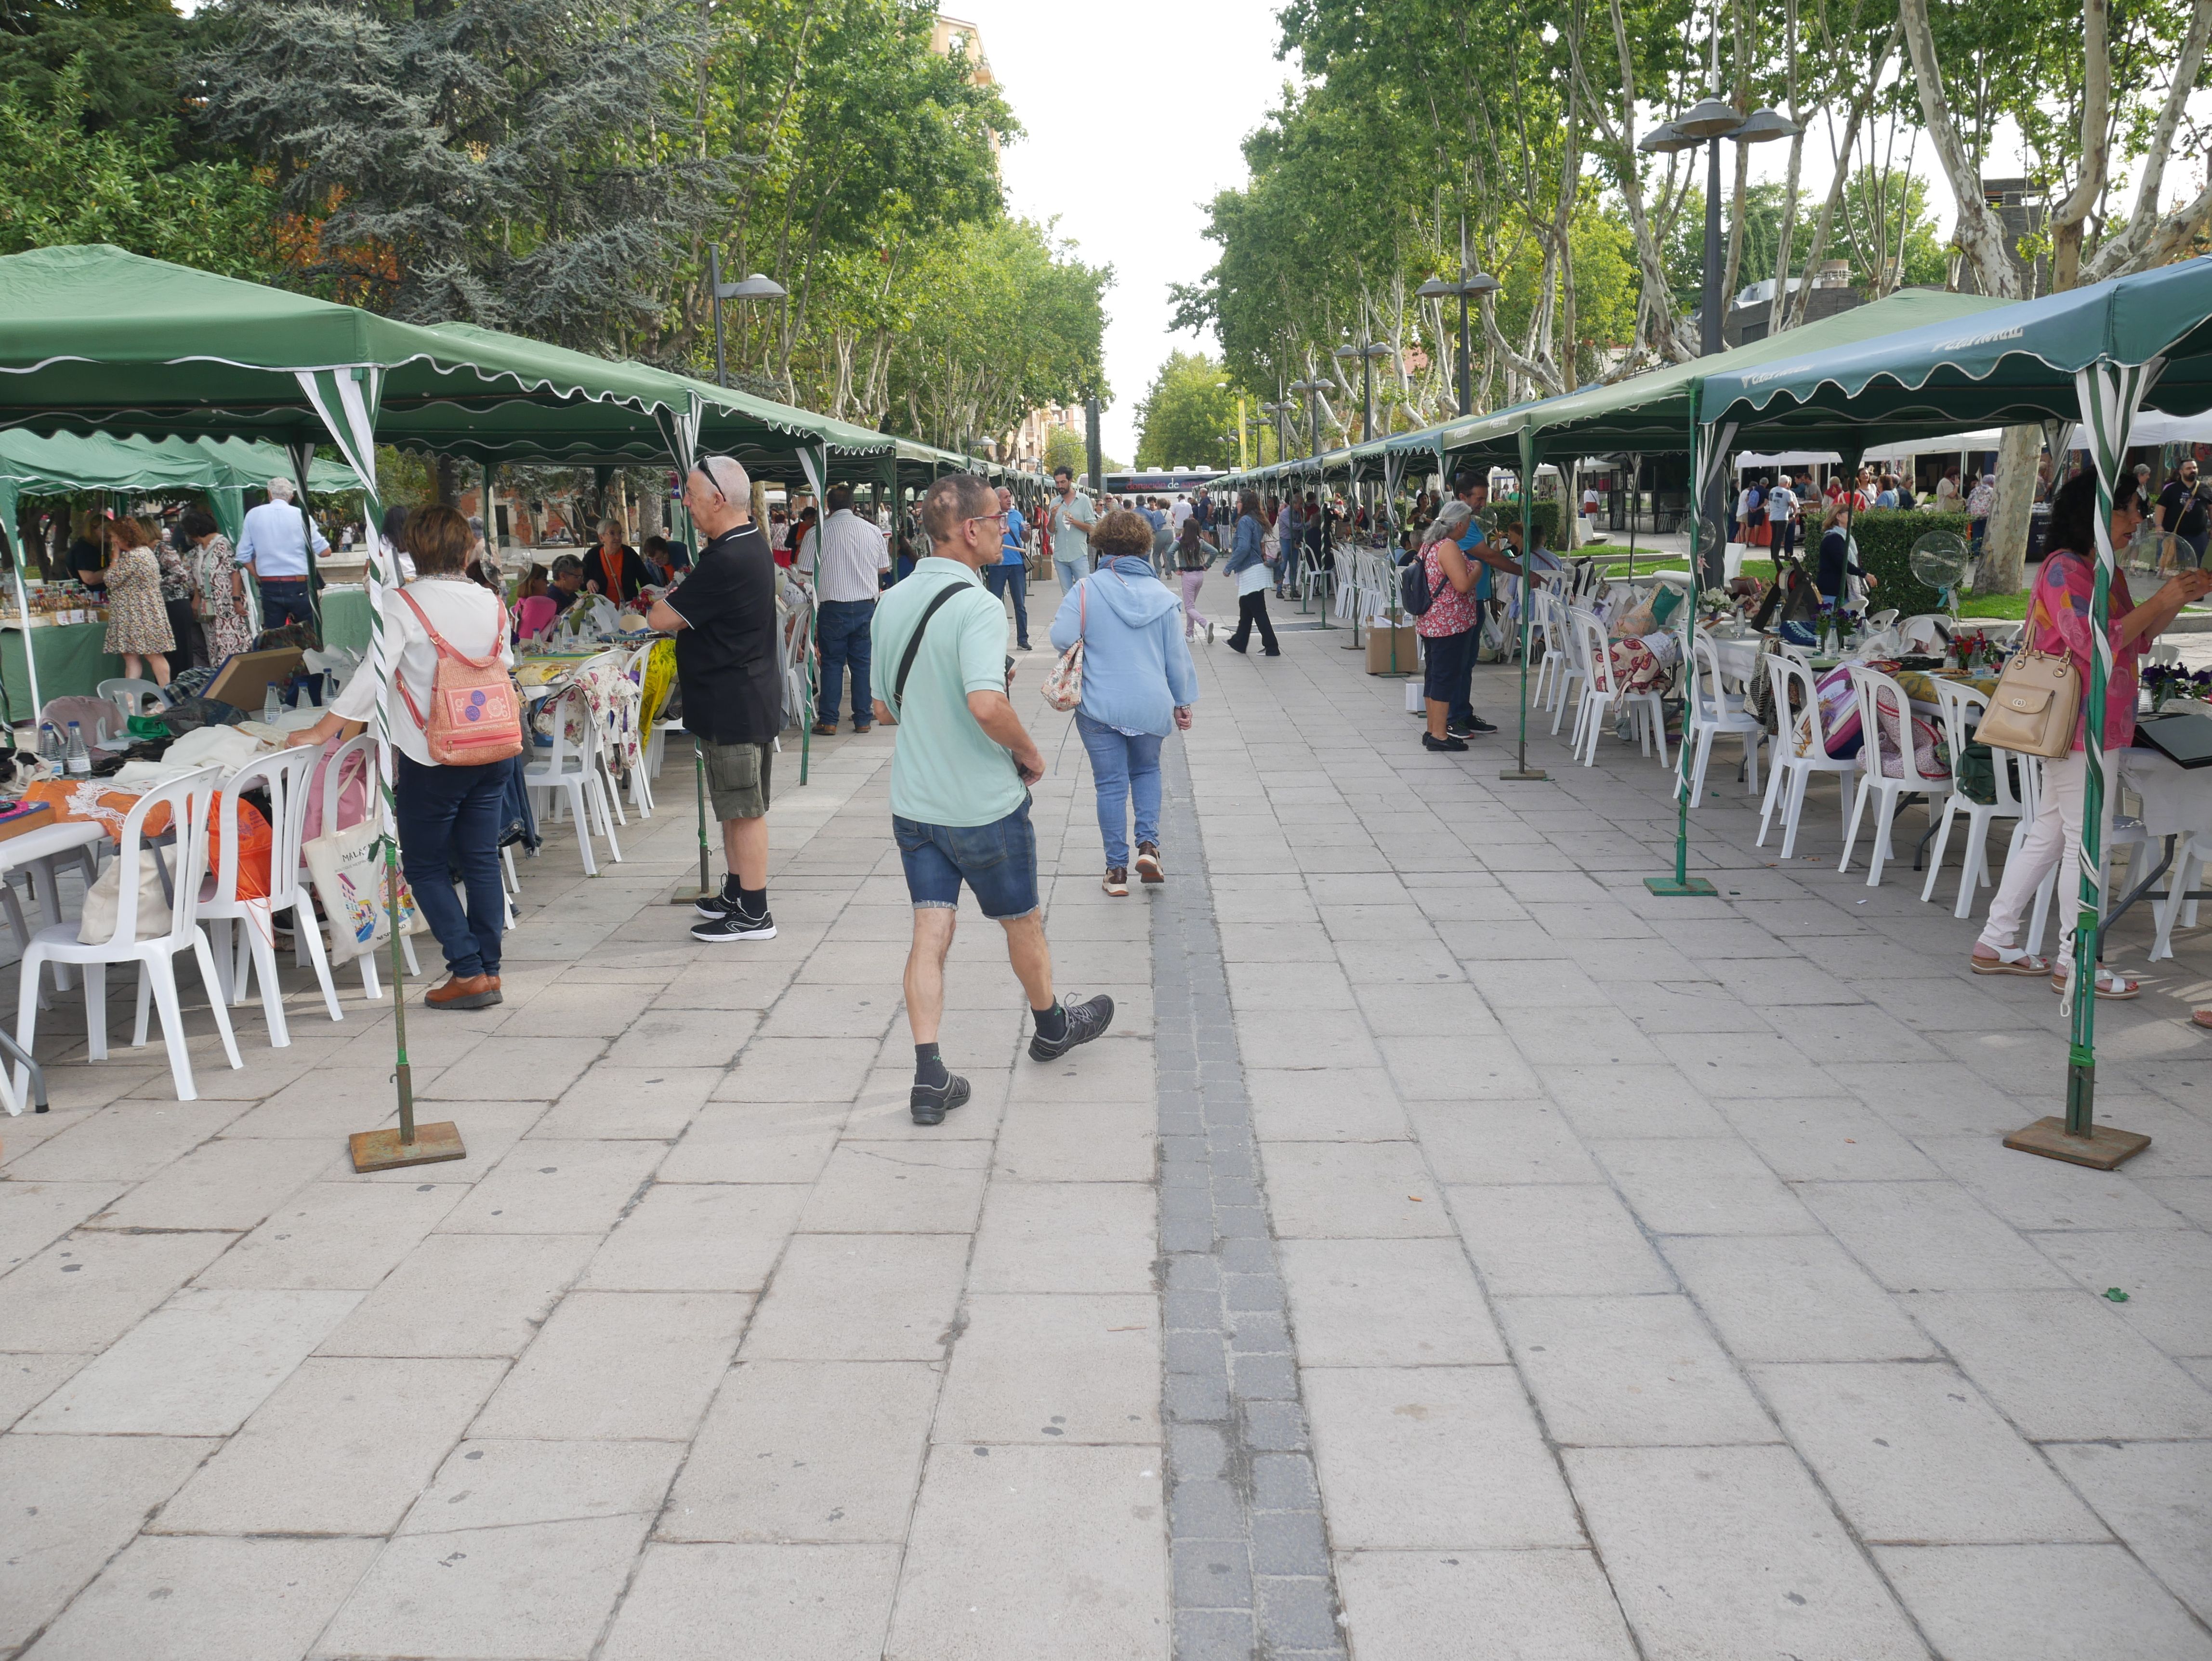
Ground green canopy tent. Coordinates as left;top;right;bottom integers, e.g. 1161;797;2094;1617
0;431;358;719
0;243;752;1168
1697;254;2212;1168
1375;289;2014;787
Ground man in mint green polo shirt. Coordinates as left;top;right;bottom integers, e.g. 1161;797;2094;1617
871;473;1114;1126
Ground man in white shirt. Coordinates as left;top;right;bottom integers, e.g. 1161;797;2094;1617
1048;465;1097;593
236;476;329;630
1765;476;1799;561
799;483;892;734
1170;494;1193;533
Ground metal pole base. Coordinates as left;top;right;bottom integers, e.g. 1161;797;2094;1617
2003;1115;2151;1171
1644;876;1719;897
669;887;717;908
350;1121;466;1172
1499;768;1550;781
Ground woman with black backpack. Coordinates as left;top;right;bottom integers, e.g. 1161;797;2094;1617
1408;500;1482;752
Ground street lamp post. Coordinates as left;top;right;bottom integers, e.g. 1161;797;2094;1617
707;248;788;388
1416;269;1503;418
1635;96;1795;897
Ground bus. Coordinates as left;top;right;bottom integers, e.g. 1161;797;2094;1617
1101;467;1229;497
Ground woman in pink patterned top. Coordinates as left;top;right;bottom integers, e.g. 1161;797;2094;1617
1414;501;1484;753
1970;471;2212;996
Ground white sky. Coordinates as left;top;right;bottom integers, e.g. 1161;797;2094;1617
956;0;1290;460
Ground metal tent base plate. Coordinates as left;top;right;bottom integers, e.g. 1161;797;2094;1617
669;887;717;908
350;1123;467;1173
1499;768;1550;781
1645;876;1719;897
2003;1116;2152;1171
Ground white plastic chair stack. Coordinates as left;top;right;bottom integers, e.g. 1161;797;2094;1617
1567;607;1665;767
203;746;344;1047
10;766;242;1107
1839;664;1951;886
524;684;623;875
1919;683;2027;917
1757;653;1858;858
2148;832;2209;961
1680;632;1764;806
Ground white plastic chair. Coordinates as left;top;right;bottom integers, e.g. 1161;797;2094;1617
1568;607;1666;767
1550;595;1592;737
97;677;169;719
524;685;622;874
1839;663;1951;885
1680;632;1764;805
1757;653;1859;858
202;747;343;1046
312;732;419;1002
2147;831;2209;962
1896;613;1950;653
1919;683;2027;917
11;767;242;1105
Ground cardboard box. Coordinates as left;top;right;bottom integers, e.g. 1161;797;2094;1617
1365;624;1421;676
206;647;307;713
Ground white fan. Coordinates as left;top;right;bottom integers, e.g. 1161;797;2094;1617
1909;529;1973;619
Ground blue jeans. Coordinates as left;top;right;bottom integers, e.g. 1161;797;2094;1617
894;799;1040;920
1054;556;1085;596
256;576;315;632
815;597;875;727
983;563;1029;646
395;751;506;979
1075;710;1162;868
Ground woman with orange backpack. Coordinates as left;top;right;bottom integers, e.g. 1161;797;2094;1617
287;504;522;1011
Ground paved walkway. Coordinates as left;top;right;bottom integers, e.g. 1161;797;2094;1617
0;563;2208;1660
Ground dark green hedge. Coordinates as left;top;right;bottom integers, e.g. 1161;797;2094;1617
1849;508;1953;616
1492;498;1564;549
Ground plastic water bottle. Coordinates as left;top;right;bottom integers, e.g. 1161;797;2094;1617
263;683;285;722
39;723;62;769
64;722;90;777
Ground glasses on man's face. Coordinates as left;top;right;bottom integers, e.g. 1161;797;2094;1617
967;513;1007;528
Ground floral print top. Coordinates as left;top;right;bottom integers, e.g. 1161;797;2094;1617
2035;548;2140;751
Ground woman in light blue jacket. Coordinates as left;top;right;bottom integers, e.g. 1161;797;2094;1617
1049;509;1199;896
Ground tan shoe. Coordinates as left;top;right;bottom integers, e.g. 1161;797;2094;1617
426;973;501;1010
1134;843;1165;884
1102;868;1129;897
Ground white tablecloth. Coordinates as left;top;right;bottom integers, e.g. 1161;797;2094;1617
2119;746;2212;837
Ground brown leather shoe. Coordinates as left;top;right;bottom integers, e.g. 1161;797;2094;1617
426;973;501;1010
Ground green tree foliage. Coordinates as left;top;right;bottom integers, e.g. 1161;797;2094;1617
1133;353;1239;471
0;62;279;276
1042;426;1089;477
187;0;737;353
0;0;192;129
885;216;1109;453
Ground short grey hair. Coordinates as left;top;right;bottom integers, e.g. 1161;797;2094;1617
697;455;750;502
266;477;297;501
1422;500;1474;546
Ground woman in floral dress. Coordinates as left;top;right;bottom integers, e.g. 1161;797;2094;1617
98;516;175;686
178;507;253;662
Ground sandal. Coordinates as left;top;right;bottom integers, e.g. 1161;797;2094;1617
1970;947;2050;977
2050;966;2140;1000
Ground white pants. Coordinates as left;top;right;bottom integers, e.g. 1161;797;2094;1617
1978;749;2087;962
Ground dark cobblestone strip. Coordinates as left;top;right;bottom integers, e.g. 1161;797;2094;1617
1155;739;1348;1661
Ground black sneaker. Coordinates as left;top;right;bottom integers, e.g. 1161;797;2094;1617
691;907;776;943
1422;733;1468;752
693;889;740;921
910;1072;971;1126
1445;722;1475;739
1468;715;1498;733
1027;993;1115;1062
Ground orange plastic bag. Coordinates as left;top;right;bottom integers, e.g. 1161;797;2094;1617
206;799;273;902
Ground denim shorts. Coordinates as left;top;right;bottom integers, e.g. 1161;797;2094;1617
894;799;1039;920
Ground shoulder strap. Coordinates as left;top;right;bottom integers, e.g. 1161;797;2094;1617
397;586;508;669
890;582;967;715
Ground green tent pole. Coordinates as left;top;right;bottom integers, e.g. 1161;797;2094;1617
1501;431;1546;781
1649;390;1717;896
2004;362;2151;1170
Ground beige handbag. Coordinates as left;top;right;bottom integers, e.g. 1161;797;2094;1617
1977;591;2080;758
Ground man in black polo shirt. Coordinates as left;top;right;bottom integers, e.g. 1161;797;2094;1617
2157;457;2211;564
645;455;783;942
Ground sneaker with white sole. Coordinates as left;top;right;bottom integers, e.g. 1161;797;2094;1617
691;907;776;943
1134;843;1164;884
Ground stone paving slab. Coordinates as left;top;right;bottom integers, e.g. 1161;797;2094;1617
0;561;2207;1659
